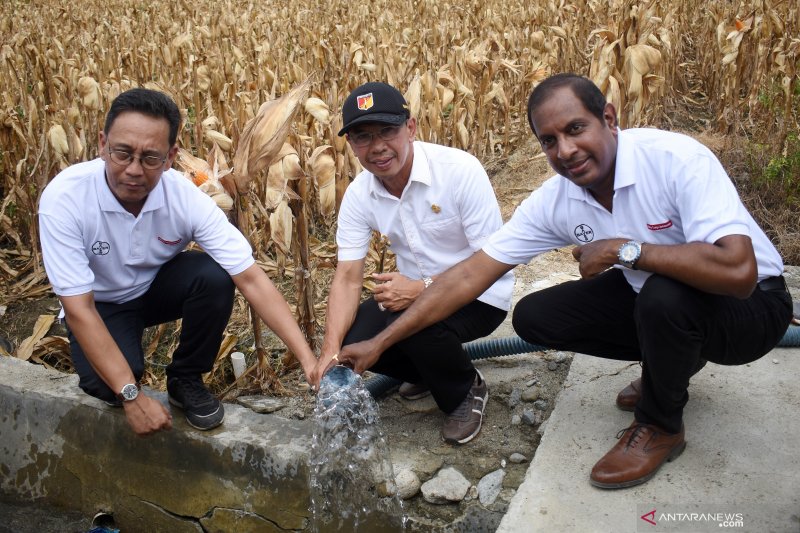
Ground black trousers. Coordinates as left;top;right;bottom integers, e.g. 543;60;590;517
67;251;235;403
343;298;507;413
512;268;792;433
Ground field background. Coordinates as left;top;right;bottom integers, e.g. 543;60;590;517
0;0;798;393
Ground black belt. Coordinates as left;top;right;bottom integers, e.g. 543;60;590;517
758;275;787;292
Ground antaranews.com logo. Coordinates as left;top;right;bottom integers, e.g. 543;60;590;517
637;505;745;531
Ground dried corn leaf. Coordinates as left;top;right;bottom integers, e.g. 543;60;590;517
233;79;310;193
16;315;56;361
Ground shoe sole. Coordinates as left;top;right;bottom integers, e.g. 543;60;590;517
168;396;224;431
589;440;687;489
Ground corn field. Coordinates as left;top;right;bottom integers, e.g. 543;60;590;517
1;0;798;392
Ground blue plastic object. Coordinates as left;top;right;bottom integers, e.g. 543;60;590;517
364;324;800;398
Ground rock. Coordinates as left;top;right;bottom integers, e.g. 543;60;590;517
421;467;471;504
508;388;522;408
554;351;570;363
477;469;506;506
533;399;548;411
511;414;522;426
394;469;421;500
547;361;559;371
525;378;538;387
509;453;527;464
376;479;398;498
521;385;541;402
521;409;539;426
499;488;517;503
236;396;286;414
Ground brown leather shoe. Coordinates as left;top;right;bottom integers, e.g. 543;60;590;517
616;359;706;411
616;377;641;412
590;421;686;489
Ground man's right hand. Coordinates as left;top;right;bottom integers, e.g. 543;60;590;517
122;394;173;436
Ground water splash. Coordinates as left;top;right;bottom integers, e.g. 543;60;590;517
309;365;406;532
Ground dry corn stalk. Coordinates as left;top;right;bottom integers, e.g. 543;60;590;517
622;44;664;127
232;79;310;193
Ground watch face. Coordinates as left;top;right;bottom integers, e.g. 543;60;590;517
121;383;139;401
620;244;638;262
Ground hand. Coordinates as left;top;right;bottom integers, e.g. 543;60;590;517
371;272;424;312
339;339;383;374
309;351;342;390
571;238;626;279
122;394;172;436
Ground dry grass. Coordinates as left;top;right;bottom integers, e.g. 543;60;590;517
0;0;798;394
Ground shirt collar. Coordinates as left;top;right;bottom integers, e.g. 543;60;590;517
564;128;634;202
367;141;431;198
95;160;166;215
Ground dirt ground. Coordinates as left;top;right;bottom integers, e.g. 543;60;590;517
0;141;578;530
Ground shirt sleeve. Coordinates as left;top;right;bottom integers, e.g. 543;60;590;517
672;149;751;244
190;190;254;276
39;208;95;297
483;179;572;265
454;157;505;252
335;180;374;261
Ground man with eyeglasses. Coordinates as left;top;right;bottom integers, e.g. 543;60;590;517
310;82;514;445
335;74;792;488
38;88;317;436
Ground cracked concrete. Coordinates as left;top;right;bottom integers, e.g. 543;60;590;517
0;356;310;531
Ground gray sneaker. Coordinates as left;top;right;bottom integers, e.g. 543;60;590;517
441;370;488;444
398;381;431;400
168;376;224;430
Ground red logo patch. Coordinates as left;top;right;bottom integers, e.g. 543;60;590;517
158;237;182;246
357;93;374;111
647;220;673;231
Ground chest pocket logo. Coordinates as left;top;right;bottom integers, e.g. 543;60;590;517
91;241;110;255
574;224;594;243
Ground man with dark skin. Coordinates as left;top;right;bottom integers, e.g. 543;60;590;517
337;74;792;488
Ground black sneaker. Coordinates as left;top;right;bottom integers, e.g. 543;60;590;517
167;377;224;430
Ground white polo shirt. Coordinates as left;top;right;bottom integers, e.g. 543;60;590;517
484;128;784;292
39;158;254;304
337;141;514;311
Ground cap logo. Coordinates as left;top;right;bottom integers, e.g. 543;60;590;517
356;93;374;111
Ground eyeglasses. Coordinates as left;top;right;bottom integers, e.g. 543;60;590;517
106;142;167;170
348;124;405;147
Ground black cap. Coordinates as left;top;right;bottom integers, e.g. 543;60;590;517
338;82;410;136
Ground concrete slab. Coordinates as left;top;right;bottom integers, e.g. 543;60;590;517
497;347;800;533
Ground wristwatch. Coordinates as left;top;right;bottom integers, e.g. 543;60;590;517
423;276;434;289
117;383;140;402
618;240;642;270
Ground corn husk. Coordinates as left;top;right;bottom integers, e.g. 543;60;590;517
309;145;336;218
232;79;310;193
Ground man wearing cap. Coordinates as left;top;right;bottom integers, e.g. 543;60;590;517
335;74;792;487
310;81;514;444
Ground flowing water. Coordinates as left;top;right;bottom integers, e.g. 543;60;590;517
309;365;406;533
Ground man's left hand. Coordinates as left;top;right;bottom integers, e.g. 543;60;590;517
572;238;627;278
371;272;423;312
